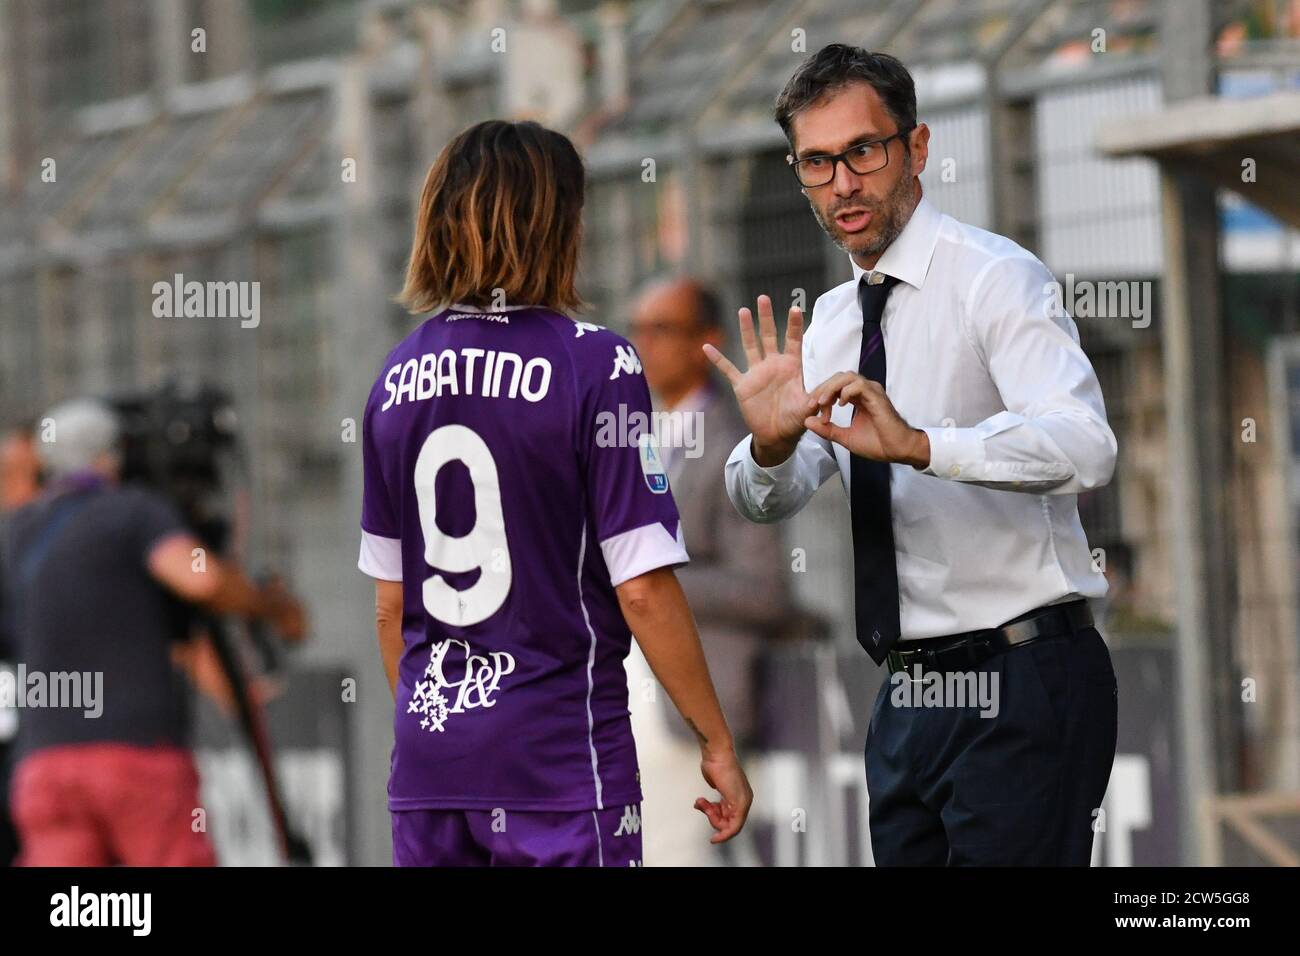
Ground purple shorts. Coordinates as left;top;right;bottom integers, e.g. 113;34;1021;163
391;802;643;867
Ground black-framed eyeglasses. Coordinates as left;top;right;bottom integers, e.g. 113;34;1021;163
787;127;914;188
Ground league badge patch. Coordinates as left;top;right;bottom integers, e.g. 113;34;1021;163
638;434;669;494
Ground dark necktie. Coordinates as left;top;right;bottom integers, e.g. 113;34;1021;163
851;272;902;664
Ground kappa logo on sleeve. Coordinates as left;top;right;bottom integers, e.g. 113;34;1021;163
574;321;604;337
638;434;669;494
609;345;642;380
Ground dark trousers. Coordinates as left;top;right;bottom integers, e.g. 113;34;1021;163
865;625;1118;865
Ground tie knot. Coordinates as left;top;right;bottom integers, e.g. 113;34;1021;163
858;272;899;325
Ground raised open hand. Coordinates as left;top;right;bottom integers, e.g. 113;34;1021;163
703;295;817;467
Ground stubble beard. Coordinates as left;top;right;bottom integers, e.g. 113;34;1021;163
811;159;917;262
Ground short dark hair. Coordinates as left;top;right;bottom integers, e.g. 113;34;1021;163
774;44;916;150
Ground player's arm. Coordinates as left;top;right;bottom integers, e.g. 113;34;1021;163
578;328;752;841
357;378;406;698
617;566;753;843
374;579;403;697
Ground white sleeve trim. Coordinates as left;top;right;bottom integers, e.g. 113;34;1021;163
599;521;689;587
358;530;403;581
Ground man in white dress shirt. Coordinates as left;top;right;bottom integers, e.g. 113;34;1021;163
706;44;1119;865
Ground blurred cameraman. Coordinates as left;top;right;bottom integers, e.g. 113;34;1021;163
0;419;43;866
0;399;304;866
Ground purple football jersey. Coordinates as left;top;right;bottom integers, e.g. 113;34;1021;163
358;303;688;812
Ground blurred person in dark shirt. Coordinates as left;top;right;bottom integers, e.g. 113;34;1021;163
0;420;43;865
0;399;304;866
625;278;798;864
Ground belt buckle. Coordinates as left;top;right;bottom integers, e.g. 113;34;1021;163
905;645;937;681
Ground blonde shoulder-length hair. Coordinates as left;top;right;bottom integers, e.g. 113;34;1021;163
397;119;586;314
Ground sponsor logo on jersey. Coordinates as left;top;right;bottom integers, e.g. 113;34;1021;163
408;638;516;733
638;434;669;494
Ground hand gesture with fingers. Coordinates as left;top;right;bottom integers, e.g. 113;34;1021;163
805;372;931;468
703;295;817;467
693;747;753;844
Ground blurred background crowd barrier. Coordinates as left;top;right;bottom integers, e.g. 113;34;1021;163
1;0;1298;865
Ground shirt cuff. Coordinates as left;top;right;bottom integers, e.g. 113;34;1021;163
732;435;802;486
358;530;403;581
599;521;689;587
918;425;986;480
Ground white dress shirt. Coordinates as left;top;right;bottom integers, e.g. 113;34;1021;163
725;195;1116;641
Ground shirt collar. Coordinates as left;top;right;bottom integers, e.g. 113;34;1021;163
848;195;942;291
447;302;541;313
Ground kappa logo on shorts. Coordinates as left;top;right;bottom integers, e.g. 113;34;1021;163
408;638;516;733
638;434;669;494
609;345;642;380
613;804;641;837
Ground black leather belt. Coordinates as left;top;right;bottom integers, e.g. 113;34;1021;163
886;599;1093;675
